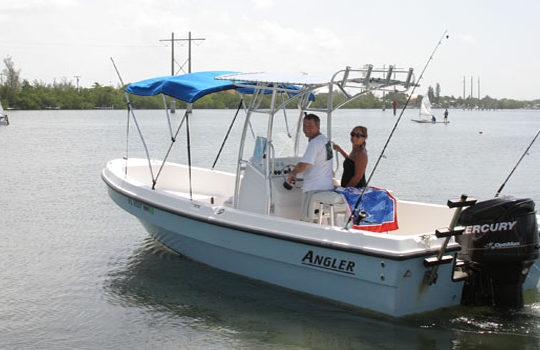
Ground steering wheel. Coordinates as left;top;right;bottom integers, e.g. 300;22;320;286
280;164;303;190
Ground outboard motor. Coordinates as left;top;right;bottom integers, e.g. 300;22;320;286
458;197;539;307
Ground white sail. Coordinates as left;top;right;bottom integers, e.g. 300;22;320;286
0;100;5;118
419;96;433;117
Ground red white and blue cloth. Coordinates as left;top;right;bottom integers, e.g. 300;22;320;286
335;186;398;232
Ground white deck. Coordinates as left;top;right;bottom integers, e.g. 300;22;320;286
112;158;454;238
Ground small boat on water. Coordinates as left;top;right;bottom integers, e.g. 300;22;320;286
411;95;448;124
102;67;539;317
0;100;9;126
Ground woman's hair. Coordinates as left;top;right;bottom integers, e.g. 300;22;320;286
353;126;367;148
353;126;368;138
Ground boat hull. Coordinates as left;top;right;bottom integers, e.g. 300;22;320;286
411;119;449;124
106;184;465;317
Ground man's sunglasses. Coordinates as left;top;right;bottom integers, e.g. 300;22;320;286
350;132;366;138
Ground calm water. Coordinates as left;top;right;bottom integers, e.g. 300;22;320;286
1;109;540;349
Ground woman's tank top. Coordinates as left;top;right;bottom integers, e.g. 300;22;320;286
341;157;366;188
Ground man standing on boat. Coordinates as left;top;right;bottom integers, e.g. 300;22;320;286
288;113;334;221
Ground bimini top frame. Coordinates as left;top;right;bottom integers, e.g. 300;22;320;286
123;66;416;214
216;65;417;212
217;65;415;141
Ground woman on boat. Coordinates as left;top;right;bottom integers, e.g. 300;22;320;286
333;126;368;188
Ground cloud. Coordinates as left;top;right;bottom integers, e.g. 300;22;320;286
1;1;539;99
199;18;344;75
251;0;275;9
0;0;78;14
457;33;477;45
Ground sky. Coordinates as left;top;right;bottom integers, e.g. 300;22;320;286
0;0;539;100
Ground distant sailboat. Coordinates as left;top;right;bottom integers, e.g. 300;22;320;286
411;95;449;124
411;95;436;123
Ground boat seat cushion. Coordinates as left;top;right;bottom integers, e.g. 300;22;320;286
310;191;346;205
307;191;348;220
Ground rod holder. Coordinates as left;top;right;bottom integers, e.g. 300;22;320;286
404;68;414;88
363;64;373;85
385;65;394;85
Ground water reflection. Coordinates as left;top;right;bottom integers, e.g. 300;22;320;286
104;237;540;349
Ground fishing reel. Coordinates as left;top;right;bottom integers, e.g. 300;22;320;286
353;210;368;225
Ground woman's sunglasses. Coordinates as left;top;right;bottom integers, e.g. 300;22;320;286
350;132;366;138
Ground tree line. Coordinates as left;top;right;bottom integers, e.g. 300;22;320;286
2;56;539;110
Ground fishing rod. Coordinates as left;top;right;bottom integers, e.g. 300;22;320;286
344;30;450;229
494;127;540;197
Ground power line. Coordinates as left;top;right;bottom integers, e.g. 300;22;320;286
159;32;205;75
0;40;160;48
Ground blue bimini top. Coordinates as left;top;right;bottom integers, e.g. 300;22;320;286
126;70;315;103
125;71;239;103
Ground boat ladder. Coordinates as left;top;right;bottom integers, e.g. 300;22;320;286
423;194;477;285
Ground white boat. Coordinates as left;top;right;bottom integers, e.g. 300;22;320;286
411;95;448;124
0;100;9;125
102;67;539;317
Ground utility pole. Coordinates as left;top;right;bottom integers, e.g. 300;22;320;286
159;31;206;74
462;76;465;110
470;76;473;100
74;75;81;91
159;32;205;113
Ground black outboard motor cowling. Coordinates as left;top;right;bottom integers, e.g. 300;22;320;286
457;197;539;307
